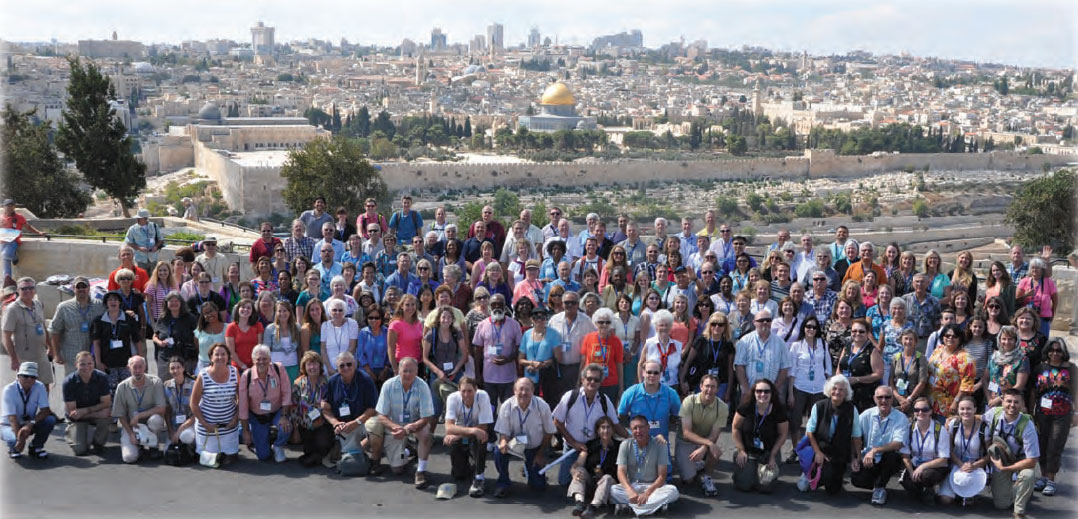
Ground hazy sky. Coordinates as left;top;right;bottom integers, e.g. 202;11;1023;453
2;0;1075;68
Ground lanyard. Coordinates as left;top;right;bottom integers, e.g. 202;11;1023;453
754;335;767;361
516;406;531;434
632;441;646;480
807;342;817;369
902;354;917;377
336;377;359;406
915;424;932;459
873;414;889;445
581;393;599;427
133;384;147;412
169;383;187;410
332;323;346;350
401;385;414;416
595;335;608;364
460;403;474;426
644;389;661;419
121;291;134;310
599;446;610;467
255;372;270;400
754;404;771;439
77;303;92;325
490;318;503;344
17;384;33;415
959;421;974;460
563;316;577;343
22;305;38;325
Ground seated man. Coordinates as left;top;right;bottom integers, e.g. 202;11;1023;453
111;356;167;463
321;351;378;468
62;351;112;456
2;362;57;459
612;415;680;516
493;377;556;497
369;357;435;488
444;376;493;498
850;385;908;505
674;374;729;496
985;388;1040;519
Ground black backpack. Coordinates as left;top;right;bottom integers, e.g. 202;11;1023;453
164;442;195;466
566;388;610;416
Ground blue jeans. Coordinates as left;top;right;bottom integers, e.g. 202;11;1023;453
246;410;287;461
2;415;57;452
494;446;547;490
558;448;581;486
1;241;16;277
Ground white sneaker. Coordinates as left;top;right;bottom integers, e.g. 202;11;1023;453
871;488;887;505
273;445;286;463
797;474;810;492
700;475;718;496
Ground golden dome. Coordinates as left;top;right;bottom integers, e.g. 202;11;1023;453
540;82;575;105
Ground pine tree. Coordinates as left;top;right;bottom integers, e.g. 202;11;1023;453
464;117;472;138
55;57;145;216
1;105;92;217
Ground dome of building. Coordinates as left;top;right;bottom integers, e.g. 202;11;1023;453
132;62;155;74
540;82;575;106
197;102;221;120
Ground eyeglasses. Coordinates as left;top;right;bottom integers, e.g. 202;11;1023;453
755;318;772;323
875;395;893;400
804;325;818;330
595;321;611;325
942;334;958;339
754;389;771;394
584;377;602;383
720;229;731;233
330;309;344;313
366;204;376;208
550;212;561;216
368;316;382;321
564;301;579;306
813;278;826;282
18;286;35;291
987;304;1001;309
418;267;429;271
645;370;661;375
913;407;931;413
710;322;726;327
701;270;713;275
850;329;868;335
339;362;354;368
1047;349;1064;354
117;278;133;282
475;295;489;301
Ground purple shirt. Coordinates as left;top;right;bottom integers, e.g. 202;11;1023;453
472;317;523;384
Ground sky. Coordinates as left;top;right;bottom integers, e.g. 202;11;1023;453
1;0;1075;69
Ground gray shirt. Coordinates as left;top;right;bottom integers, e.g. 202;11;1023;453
49;298;104;359
617;437;667;483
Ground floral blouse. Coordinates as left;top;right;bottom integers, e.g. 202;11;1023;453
928;348;976;417
291;375;328;429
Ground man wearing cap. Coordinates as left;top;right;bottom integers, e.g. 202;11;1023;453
1;199;46;284
195;236;226;290
112;355;167;463
444;376;494;497
49;276;104;373
984;388;1039;518
552;364;626;486
310;221;346;263
2;277;54;386
369;357;435;488
62;351;111;455
850;385;909;506
472;295;522;405
106;245;149;292
2;362;57;459
549;291;598;404
662;265;697;310
124;209;165;273
734;309;791;405
512;259;545;307
492;377;556;498
612;415;680;516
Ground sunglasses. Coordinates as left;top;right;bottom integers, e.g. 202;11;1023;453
339;362;354;368
913;407;931;413
754;389;771;394
755;318;772;323
701;270;713;275
942;334;958;339
368;316;382;320
850;329;867;335
804;325;818;330
595;321;611;325
564;301;579;306
584;377;602;383
875;395;893;400
475;295;489;300
1047;349;1064;354
645;370;661;375
710;322;726;327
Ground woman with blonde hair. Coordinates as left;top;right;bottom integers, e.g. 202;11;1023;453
923;249;952;304
144;261;178;322
263;300;301;382
948;250;978;305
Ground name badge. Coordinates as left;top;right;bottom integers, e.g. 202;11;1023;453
487;344;503;356
174;414;186;424
1041;396;1053;409
648;420;660;430
338;404;351;417
808;369;816;381
80;322;90;333
307;408;321;421
602;366;609;379
35;324;44;336
753;437;764;450
896;379;908;392
708;368;719;377
515;434;528;444
755;361;764;373
988;381;1000;393
442;362;454;371
562;342;571;352
842;370;851;378
212;276;221;284
110;339;124;350
260;401;272;412
401;412;411;423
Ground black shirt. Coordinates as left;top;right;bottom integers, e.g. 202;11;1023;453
735;401;789;456
91;312;141;368
62;369;110;410
581;437;621;478
186;290;227;317
153;312;198;361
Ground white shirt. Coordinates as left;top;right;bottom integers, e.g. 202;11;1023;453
548;312;597;364
552;388;619;442
445;390;494;427
321;319;359;367
788;338;832;394
641;336;683;387
901;420;952;466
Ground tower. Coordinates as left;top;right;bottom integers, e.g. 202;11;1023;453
251;21;275;55
487;23;504;53
752;79;763;118
415;52;425;86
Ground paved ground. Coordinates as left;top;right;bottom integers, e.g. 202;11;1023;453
2;359;1077;518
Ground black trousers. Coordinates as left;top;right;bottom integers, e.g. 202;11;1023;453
299;423;335;460
820;458;849;495
899;464;949;494
851;451;903;489
449;436;488;480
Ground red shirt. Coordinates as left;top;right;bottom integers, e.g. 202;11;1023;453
107;266;150;292
389;319;423;362
249;237;282;264
226;321;264;367
579;331;624;387
1;213;26;245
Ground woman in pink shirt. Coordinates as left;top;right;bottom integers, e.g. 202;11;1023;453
387;294;423;373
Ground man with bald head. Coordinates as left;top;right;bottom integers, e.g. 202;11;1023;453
111;355;167;463
734;309;792;404
468;204;507;253
370;357;435;488
492;377;557;497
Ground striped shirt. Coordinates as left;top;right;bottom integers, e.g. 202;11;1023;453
196;366;239;435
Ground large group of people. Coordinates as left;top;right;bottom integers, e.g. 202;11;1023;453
2;195;1076;519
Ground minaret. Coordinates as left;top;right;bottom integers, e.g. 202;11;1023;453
752;79;763;118
415;52;425;86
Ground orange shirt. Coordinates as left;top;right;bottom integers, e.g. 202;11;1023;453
842;261;888;286
579;331;624;387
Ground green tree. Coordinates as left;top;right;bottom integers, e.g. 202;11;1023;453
55;57;145;216
492;188;522;222
912;198;930;219
746;192;764;212
1;104;91;217
794;199;825;218
727;135;747;156
1005;169;1076;250
715;196;739;218
279;137;388;216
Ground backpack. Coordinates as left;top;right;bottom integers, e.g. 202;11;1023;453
949;418;989;459
907;421;942;459
164;442;195;466
567;388;609;416
245;363;282;392
988;411;1032;459
337;450;371;476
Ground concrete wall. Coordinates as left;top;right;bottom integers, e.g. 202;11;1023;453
375;151;1073;192
195;141;246;213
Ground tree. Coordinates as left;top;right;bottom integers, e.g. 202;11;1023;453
727;135;747;156
463;117;472;138
1005;169;1075;251
371;110;396;139
746;192;764;212
55;57;145;216
279;137;388;216
912;198;930;219
1;105;91;217
492;188;522;223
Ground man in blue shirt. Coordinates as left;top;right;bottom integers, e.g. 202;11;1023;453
851;385;908;506
312;243;343;296
310;222;346;263
618;360;680;439
321;352;381;473
1;362;57;459
388;195;423;246
299;197;334;239
124;209;164;273
383;254;418;302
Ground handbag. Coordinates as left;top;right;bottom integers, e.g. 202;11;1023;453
165;442;194;466
199;427;225;468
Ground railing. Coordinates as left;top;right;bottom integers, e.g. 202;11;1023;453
199;217;260;234
30;234;253;253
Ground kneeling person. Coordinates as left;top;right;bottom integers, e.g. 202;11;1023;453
493;377;556;497
444;376;493;497
239;345;293;462
612;416;680;516
851;385;908;505
985;388;1040;518
321;352;378;466
370;357;435;488
676;374;729;496
899;396;950;504
62;352;112;456
111;356;167;463
2;362;57;459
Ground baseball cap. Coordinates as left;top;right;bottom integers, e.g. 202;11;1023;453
435;482;457;500
73;276;90;288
